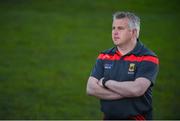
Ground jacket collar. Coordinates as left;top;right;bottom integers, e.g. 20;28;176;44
114;39;143;56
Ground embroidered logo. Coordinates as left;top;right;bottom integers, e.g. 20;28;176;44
128;63;136;74
104;64;113;69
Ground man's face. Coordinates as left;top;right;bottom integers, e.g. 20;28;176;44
112;18;133;46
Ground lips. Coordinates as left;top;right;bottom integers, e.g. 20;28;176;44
114;36;120;40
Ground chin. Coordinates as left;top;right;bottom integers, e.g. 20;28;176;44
114;43;120;46
113;41;121;46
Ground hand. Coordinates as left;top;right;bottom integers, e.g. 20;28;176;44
98;78;104;87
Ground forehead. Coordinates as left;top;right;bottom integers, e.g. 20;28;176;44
112;18;129;26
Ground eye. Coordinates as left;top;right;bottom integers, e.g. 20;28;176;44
112;26;115;30
117;26;125;30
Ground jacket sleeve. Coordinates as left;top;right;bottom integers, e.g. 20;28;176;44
135;60;159;86
90;57;104;80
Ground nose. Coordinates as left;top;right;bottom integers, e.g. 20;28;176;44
113;30;118;36
114;32;118;35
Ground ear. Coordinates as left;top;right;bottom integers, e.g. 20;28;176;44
132;29;138;38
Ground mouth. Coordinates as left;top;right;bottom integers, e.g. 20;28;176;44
113;36;120;40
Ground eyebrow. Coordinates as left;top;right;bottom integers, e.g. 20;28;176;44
112;26;125;30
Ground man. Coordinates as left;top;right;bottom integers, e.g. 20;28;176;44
86;11;159;120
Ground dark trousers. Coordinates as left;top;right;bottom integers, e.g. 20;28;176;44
103;111;152;120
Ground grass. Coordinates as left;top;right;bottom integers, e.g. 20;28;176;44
0;0;180;119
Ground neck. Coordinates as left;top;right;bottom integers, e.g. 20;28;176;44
117;38;137;55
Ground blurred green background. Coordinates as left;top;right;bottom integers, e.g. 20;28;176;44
0;0;180;119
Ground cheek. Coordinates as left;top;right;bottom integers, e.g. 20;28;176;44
123;30;131;36
112;30;115;35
